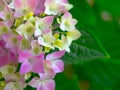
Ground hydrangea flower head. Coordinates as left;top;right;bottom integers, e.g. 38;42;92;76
0;0;81;89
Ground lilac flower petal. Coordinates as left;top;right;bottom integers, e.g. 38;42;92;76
52;59;64;73
14;0;23;9
28;77;40;88
20;62;32;74
43;16;54;27
8;51;16;61
2;34;10;42
37;79;55;90
42;28;51;35
26;0;37;11
35;0;45;14
39;60;55;80
39;67;55;80
35;53;44;61
0;50;15;67
18;50;32;62
32;59;44;73
2;34;18;48
46;50;65;60
63;12;72;19
0;54;9;67
32;53;44;73
61;0;68;3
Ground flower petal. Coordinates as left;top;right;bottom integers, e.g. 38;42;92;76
14;0;23;9
67;29;81;44
46;50;65;60
20;62;32;74
35;0;45;14
26;0;37;11
45;0;65;15
32;53;44;73
38;36;46;46
28;77;40;88
14;0;37;17
0;51;14;67
60;12;77;31
37;79;55;90
18;50;32;62
32;64;44;74
39;60;55;80
42;16;54;27
52;59;64;73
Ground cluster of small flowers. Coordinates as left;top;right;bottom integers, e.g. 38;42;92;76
0;0;81;90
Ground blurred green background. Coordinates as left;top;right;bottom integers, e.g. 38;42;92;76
25;0;120;90
55;0;120;90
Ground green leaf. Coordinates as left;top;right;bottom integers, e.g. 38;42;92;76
73;60;120;90
55;73;80;90
63;27;109;64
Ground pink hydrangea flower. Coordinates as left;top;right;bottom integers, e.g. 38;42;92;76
0;0;81;90
0;48;15;67
44;0;65;15
60;12;77;31
31;40;43;55
18;50;44;74
14;0;37;17
46;50;65;73
0;0;14;26
35;16;54;37
39;50;65;80
0;40;16;67
2;34;22;54
38;28;55;49
16;21;35;39
39;60;56;80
